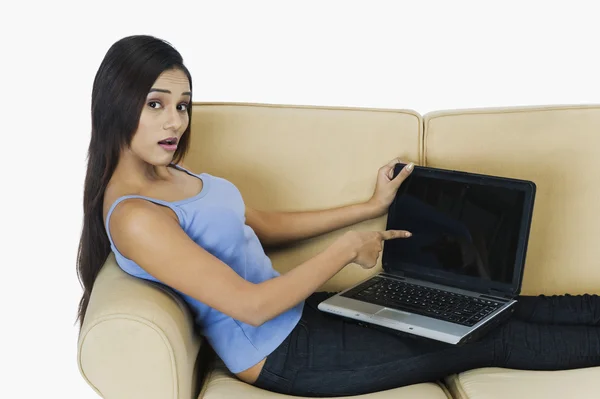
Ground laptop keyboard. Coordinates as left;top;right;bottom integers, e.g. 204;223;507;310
341;277;504;327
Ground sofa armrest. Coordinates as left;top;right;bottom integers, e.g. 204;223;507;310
77;253;203;399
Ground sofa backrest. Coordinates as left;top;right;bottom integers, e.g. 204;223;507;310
187;103;422;291
188;102;600;296
423;105;600;295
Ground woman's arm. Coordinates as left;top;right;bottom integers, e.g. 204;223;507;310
246;160;414;246
246;202;380;246
109;199;353;326
109;199;408;326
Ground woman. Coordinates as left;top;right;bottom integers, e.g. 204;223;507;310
77;35;600;397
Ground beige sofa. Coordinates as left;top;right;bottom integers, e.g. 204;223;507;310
77;102;600;399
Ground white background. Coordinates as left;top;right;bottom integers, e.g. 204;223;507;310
2;0;599;398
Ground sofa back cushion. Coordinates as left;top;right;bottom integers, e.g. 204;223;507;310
423;105;600;295
188;103;422;291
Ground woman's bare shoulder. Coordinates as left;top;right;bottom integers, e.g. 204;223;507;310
103;179;136;222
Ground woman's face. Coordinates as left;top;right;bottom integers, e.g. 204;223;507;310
130;68;191;166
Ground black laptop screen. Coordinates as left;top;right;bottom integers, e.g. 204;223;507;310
383;166;533;295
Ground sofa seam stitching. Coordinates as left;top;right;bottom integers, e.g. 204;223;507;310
424;104;600;121
424;106;600;130
192;101;422;116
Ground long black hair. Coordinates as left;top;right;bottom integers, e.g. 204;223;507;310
76;35;193;327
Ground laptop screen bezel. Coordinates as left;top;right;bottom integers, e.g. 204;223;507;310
382;163;536;297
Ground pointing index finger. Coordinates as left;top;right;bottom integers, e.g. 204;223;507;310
381;230;412;240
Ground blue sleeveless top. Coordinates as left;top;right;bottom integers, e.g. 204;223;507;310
104;164;304;373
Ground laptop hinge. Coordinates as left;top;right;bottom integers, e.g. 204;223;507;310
382;270;404;278
488;288;512;299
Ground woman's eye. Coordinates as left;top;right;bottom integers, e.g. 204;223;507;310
148;101;162;109
177;103;189;112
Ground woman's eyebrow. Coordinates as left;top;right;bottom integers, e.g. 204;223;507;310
149;88;192;96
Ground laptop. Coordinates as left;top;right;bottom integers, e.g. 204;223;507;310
318;163;536;345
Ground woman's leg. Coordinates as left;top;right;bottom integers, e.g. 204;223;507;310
513;294;600;325
255;292;600;397
497;317;600;370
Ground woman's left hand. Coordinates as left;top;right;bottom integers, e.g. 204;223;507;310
367;158;414;217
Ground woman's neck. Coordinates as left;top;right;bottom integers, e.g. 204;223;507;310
113;150;175;189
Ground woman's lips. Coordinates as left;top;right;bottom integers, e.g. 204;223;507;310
159;143;177;151
158;137;178;151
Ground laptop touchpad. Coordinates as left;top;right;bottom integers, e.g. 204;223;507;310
375;308;411;322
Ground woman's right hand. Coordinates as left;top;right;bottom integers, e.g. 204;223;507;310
338;229;412;269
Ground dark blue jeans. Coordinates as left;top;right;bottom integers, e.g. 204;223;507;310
254;291;600;397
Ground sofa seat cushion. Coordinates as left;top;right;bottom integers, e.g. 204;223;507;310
200;361;450;399
446;366;600;399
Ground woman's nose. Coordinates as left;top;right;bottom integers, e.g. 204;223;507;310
163;107;183;131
